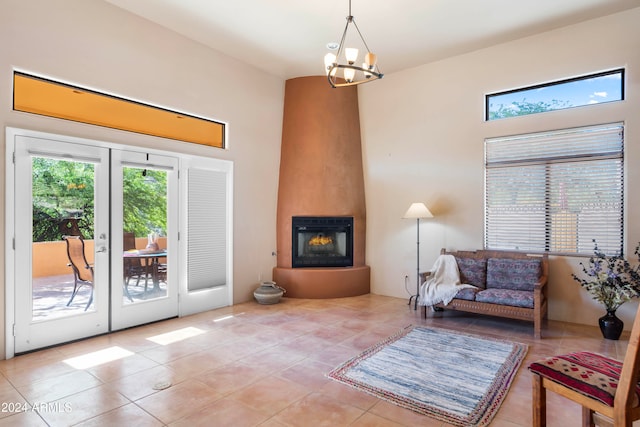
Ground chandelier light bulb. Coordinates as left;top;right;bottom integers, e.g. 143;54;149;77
345;48;359;65
362;63;372;78
365;52;377;68
324;53;337;75
344;67;356;83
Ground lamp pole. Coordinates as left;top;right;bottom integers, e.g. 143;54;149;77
408;217;421;310
403;202;433;311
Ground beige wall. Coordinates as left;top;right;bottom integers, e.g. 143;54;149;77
360;8;640;328
1;0;284;356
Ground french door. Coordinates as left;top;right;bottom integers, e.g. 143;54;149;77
12;136;111;353
9;134;180;353
6;128;232;356
110;150;179;330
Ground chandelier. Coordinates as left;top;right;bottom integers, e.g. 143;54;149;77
323;0;383;88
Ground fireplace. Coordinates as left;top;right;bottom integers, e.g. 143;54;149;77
292;216;353;268
273;76;369;298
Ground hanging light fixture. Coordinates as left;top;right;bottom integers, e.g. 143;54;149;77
324;0;383;88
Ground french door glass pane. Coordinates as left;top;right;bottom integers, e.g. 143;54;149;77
32;157;96;320
122;166;168;304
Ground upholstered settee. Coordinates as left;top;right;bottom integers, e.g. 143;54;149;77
420;248;549;339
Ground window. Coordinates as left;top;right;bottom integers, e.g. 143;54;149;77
485;123;624;256
486;69;624;121
14;72;225;148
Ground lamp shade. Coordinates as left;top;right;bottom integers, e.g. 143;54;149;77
403;202;433;219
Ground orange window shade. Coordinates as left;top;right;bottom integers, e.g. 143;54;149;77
13;72;225;148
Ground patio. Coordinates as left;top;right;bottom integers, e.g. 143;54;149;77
32;274;168;321
29;237;168;321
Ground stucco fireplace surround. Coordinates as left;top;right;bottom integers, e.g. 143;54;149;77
273;76;370;298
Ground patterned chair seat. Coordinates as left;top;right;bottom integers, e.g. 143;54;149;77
528;351;640;408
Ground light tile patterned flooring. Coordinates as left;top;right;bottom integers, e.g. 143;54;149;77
0;294;635;426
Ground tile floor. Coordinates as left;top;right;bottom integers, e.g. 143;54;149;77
0;294;635;426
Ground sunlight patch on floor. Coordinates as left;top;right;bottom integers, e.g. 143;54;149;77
213;315;235;323
64;346;134;369
146;326;205;345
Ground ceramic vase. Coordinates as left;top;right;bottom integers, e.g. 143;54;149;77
146;232;160;251
599;309;624;340
254;281;286;305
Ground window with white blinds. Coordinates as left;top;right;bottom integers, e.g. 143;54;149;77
484;123;624;256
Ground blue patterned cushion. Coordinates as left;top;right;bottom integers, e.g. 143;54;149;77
455;257;487;289
486;258;541;291
454;287;480;301
475;288;534;308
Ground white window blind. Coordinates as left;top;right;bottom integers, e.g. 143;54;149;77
187;168;227;290
485;123;624;255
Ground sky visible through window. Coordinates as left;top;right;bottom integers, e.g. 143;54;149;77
486;69;623;120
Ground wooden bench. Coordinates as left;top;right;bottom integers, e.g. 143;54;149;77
421;248;549;338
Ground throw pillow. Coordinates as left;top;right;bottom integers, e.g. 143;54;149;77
486;258;541;291
455;257;487;289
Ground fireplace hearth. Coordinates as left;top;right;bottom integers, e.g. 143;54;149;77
292;216;353;268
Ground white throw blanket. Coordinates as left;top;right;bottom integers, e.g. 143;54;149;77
418;254;475;306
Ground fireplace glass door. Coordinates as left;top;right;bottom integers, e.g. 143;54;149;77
292;216;353;268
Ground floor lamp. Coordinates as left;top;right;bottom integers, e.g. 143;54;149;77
403;202;433;310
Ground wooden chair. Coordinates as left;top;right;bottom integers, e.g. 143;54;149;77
62;235;94;311
529;302;640;426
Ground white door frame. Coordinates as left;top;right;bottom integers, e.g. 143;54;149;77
5;127;233;358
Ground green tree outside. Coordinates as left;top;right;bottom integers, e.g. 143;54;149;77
122;168;167;238
488;99;571;120
32;158;167;242
32;158;95;241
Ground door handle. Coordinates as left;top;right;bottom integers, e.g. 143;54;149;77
96;247;107;253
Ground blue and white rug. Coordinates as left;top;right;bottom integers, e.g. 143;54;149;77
328;325;527;426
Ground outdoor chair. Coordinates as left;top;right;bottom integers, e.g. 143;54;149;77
156;261;167;284
123;232;147;301
528;302;640;426
62;235;94;311
123;232;145;285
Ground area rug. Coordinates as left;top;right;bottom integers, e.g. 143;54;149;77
327;325;527;426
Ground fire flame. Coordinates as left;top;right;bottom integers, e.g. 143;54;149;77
309;235;333;246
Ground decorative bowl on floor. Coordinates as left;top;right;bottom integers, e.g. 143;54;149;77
253;281;286;304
